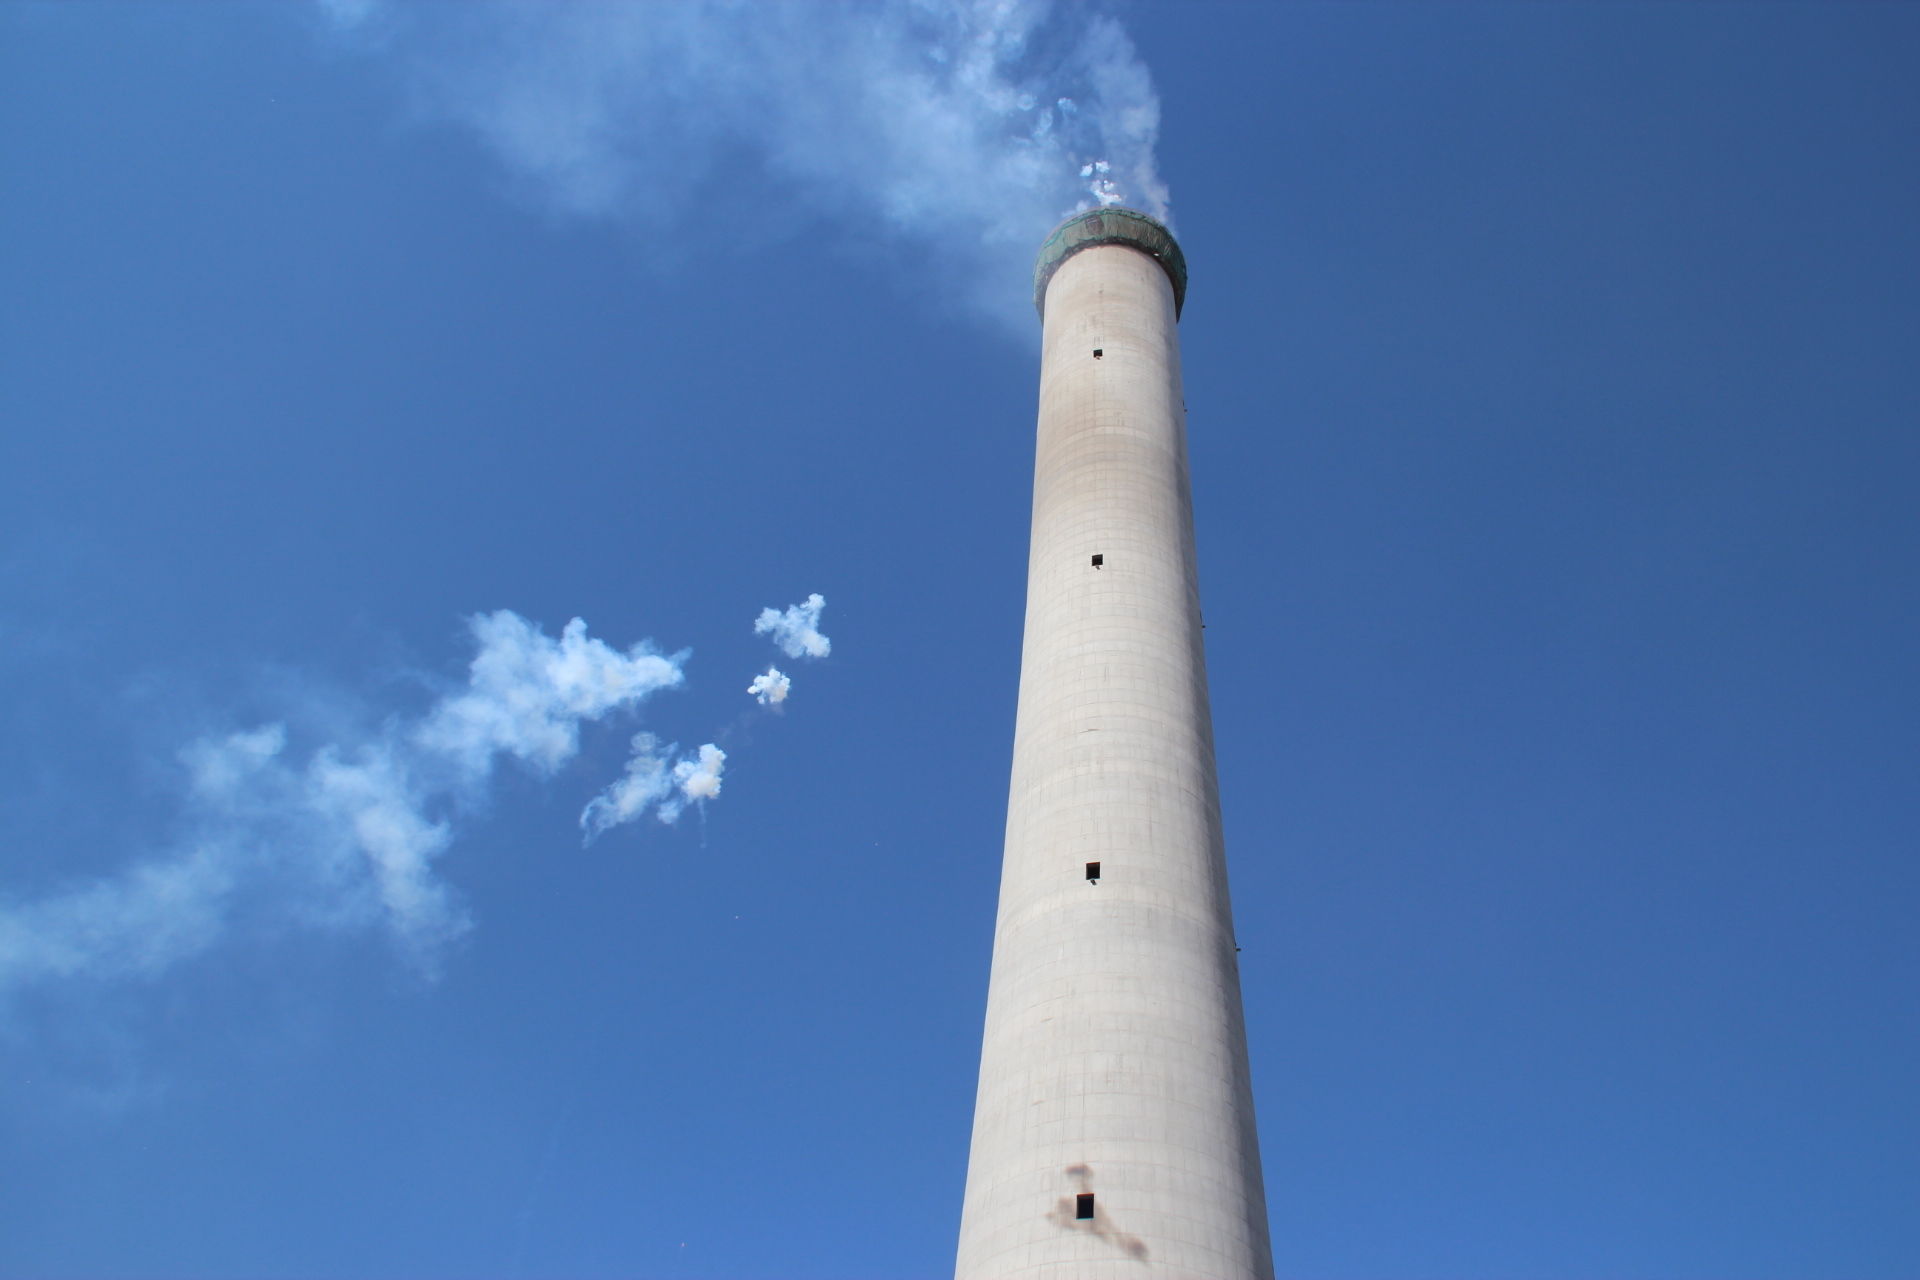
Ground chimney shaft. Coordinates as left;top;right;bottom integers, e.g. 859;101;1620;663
955;213;1274;1279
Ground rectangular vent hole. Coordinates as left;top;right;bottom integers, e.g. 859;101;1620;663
1090;553;1103;568
1085;861;1101;882
1092;348;1104;359
1075;1193;1096;1220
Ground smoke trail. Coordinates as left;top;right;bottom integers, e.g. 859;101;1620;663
0;612;690;992
317;0;1169;322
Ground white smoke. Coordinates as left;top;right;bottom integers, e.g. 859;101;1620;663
0;612;688;991
755;594;832;660
1080;159;1121;206
747;668;791;706
673;744;726;807
316;0;1170;323
578;731;726;838
416;613;684;776
580;595;831;840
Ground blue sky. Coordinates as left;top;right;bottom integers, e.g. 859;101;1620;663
3;3;1916;1277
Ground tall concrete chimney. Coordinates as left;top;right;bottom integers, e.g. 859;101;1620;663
955;210;1274;1279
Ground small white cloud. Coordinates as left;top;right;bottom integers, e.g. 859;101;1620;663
754;594;831;660
747;667;791;706
672;745;725;807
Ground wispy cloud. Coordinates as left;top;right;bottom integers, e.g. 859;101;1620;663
0;612;688;993
319;0;1169;323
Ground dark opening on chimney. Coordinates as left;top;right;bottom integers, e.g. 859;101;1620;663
1091;553;1104;568
1085;861;1101;883
1076;1193;1096;1220
1092;348;1104;359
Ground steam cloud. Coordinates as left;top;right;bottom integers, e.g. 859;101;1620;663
318;0;1170;323
0;612;696;992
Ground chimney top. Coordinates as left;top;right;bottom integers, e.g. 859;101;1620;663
1033;208;1187;321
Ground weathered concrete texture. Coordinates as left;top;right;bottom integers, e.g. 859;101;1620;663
956;229;1274;1279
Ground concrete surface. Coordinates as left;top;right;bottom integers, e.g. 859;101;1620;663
955;224;1275;1280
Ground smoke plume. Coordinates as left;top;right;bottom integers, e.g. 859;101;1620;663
318;0;1170;323
0;612;693;991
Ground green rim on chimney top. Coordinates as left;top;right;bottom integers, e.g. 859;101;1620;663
1033;207;1187;321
